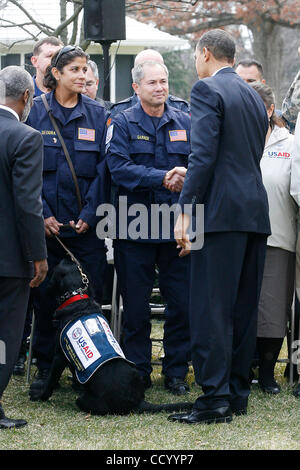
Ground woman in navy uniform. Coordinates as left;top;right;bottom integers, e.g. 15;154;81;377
26;45;109;390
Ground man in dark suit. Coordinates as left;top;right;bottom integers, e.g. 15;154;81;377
0;66;48;429
169;30;270;424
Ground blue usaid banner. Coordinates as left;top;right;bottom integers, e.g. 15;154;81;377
60;313;133;383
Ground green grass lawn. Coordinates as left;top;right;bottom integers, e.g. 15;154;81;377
0;321;299;451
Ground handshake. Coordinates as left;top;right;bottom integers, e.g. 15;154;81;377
163;166;187;192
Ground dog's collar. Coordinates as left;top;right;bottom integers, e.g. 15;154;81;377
57;294;89;311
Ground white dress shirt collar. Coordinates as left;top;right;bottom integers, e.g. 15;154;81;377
212;66;232;77
0;104;20;121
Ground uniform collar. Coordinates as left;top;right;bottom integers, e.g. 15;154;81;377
128;101;175;135
47;90;85;124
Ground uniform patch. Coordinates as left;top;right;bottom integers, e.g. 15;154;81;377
60;312;132;384
169;130;187;142
137;135;150;141
267;151;291;158
105;124;114;145
78;128;95;141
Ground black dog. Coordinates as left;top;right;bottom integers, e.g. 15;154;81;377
29;258;193;415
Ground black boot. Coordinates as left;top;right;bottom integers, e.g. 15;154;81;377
257;337;283;394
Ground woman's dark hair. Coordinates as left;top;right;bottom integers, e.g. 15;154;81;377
44;45;89;90
250;82;285;129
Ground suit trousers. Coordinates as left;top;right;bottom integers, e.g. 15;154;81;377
114;239;191;378
0;277;30;398
32;231;107;370
190;232;267;411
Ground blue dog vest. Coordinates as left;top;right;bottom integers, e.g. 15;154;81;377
60;312;132;384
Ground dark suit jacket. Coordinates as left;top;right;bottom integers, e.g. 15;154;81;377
0;108;46;278
179;67;271;235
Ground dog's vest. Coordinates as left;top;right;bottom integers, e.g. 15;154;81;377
60;312;133;384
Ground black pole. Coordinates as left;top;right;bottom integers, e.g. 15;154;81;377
99;40;114;102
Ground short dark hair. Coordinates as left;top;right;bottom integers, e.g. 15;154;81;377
33;36;64;56
44;45;89;90
197;29;235;63
236;59;264;77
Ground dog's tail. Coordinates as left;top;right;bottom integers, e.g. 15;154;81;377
135;400;194;414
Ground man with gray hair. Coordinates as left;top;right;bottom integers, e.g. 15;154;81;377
106;60;191;395
110;49;189;117
82;60;111;110
0;66;47;429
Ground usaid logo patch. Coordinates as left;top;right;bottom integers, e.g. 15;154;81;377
267;151;291;158
67;320;101;368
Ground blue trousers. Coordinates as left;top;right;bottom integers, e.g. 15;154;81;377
114;239;191;378
190;232;267;411
32;231;107;370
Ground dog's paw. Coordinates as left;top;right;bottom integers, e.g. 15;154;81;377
29;386;50;402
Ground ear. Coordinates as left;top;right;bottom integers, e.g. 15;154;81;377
46;268;60;295
203;47;210;62
51;66;60;82
132;82;139;96
31;55;37;67
23;88;30;105
267;103;275;119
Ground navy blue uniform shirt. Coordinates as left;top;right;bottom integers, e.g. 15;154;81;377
26;91;108;237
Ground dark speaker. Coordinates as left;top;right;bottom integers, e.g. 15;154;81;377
84;0;126;42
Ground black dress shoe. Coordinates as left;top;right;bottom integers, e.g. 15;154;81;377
259;380;281;395
293;383;300;398
0;417;27;429
168;406;232;424
140;375;152;390
0;404;27;429
164;377;190;396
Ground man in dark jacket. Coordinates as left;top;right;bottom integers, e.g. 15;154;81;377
170;29;270;424
0;66;47;429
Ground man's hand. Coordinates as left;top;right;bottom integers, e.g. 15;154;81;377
44;217;63;237
174;212;191;257
30;259;48;288
163;167;187;192
69;219;89;235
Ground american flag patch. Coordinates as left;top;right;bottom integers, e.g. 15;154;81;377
78;128;95;141
169;130;187;142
